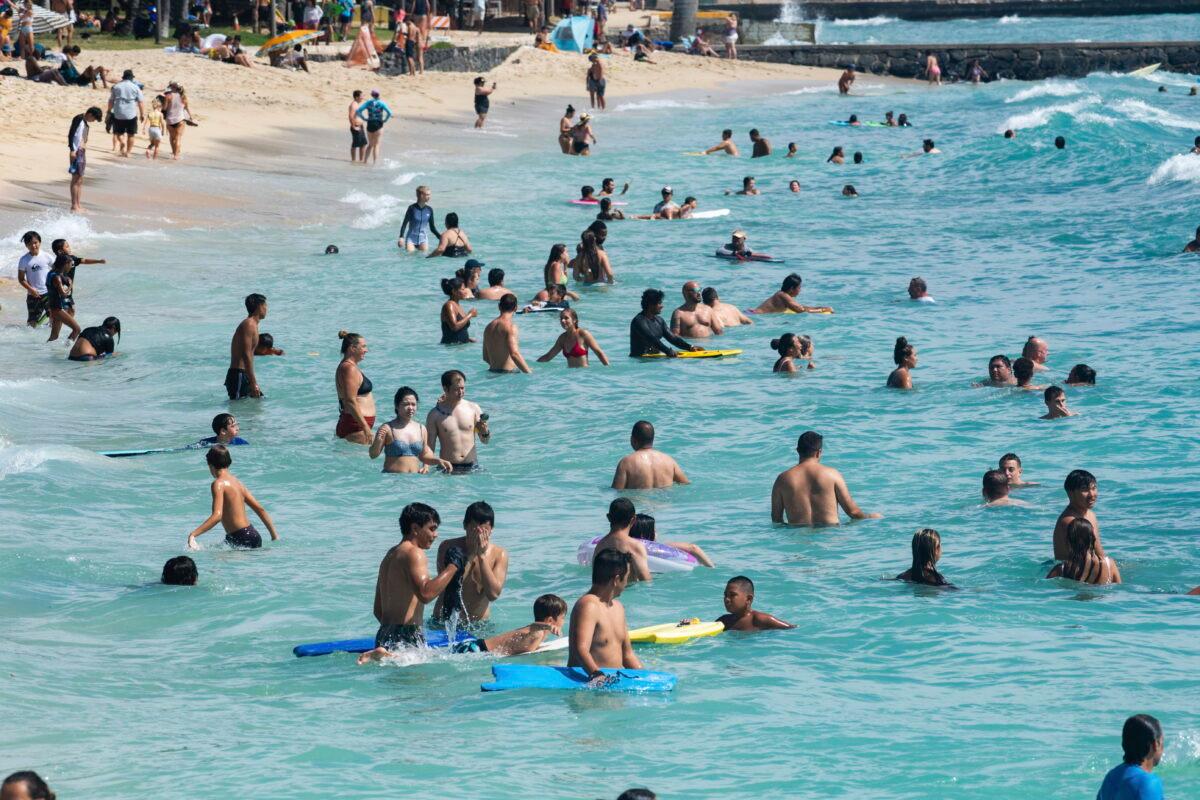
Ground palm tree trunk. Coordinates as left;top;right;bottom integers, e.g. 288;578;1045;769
669;0;697;43
270;0;278;35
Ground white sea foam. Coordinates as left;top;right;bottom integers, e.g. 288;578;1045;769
998;96;1099;132
391;171;424;186
828;16;896;26
338;190;403;229
1005;80;1084;104
0;213;167;278
999;14;1022;23
0;444;94;480
612;99;708;113
1075;111;1117;126
1112;98;1200;131
783;85;836;96
1147;154;1200;185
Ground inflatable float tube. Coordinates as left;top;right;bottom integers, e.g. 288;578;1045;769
629;618;724;644
713;251;785;263
829;120;864;127
481;664;677;693
638;349;743;360
577;535;698;572
293;627;473;657
744;308;833;315
569;199;627;206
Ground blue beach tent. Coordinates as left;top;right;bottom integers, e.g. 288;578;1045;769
551;15;594;52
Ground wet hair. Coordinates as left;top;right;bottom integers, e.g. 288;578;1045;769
533;593;568;622
749;128;760;137
781;273;803;293
244;293;267;314
827;146;844;162
797;335;813;357
559;307;579;326
1066;363;1096;385
441;276;465;297
1013;357;1035;384
1044;385;1065;403
440;369;466;389
684;195;696;205
982;469;1009;500
641;288;665;311
50;238;66;253
1061;518;1098;580
898;114;909;124
771;333;798;355
853;151;863;163
1022;336;1043;359
399;502;440;536
701;287;719;305
1122;714;1163;765
1054;135;1066;149
602;178;614;189
630;513;656;541
989;354;1012;370
393;385;418;410
726;575;754;595
2;771;56;800
787;142;796;151
742;175;754;188
908;277;927;296
923;139;936;151
103;316;121;341
463;500;494;527
893;337;914;366
545;283;566;299
211;413;235;435
631;420;655;447
1000;452;1021;468
576;231;602;280
445;212;460;229
617;791;656;800
608;496;637;528
842;184;858;196
325;244;339;254
162;555;198;586
592;548;632;585
722;128;732;138
487;267;504;286
1064;469;1096;493
206;444;232;470
338;330;363;355
544;243;568;285
849;114;858;123
796;430;823;459
258;333;274;349
599;198;612;212
580;184;595;197
1004;129;1015;139
499;293;518;313
457;264;481;283
908;528;948;586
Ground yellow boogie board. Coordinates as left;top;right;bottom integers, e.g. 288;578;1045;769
640;349;742;359
629;618;725;644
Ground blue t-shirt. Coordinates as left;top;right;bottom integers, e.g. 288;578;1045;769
1097;763;1163;800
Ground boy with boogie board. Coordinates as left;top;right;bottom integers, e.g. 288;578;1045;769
568;549;642;684
716;576;795;632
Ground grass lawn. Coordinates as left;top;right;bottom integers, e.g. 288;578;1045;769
67;24;390;51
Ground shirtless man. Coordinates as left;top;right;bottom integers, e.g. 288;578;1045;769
751;273;832;314
612;420;689;490
1041;385;1074;419
348;89;366;163
431;501;509;624
426;369;490;472
837;66;855;95
704;129;739;156
1021;336;1050;372
908;277;935;303
1053;469;1103;561
749;128;771;158
568;548;642;681
730;176;760;196
591;497;651;582
702;287;753;328
976;354;1016;387
771;431;881;526
185;446;279;550
226;293;266;399
358;502;462;656
999;453;1037;487
1184;225;1200;253
476;268;510;301
982;469;1026;507
482;294;533;374
671;281;724;338
1013;357;1046;390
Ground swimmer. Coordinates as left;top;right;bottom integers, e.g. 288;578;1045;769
1022;336;1050;371
968;59;988;84
853;151;863;164
717;575;794;630
1065;363;1096;385
1004;129;1016;139
749;128;771;158
568;548;642;681
1183;224;1200;253
571;230;614;283
788;180;801;193
544;243;570;288
999;453;1038;487
360;502;461;655
598;178;629;197
908;277;935;303
192;413;250;448
537;307;610;367
704;128;739;156
431;500;509;624
612;420;689;491
1013;357;1046;390
652;186;679;217
976;354;1016;387
1053;469;1103;562
886;336;917;389
1055;136;1066;150
921;139;940;155
44;254;80;343
785;142;798;158
676;196;698;218
827;146;845;164
369;387;453;473
1041;385;1074;419
578;184;597;203
718;229;753;260
982;469;1027;507
526;283;579;308
896;529;955;588
162;555;197;585
570;112;596;156
225;293;266;399
671;281;724;338
475;268;511;301
846;114;861;126
482;293;533;374
398;185;440;252
1;771;57;800
727;176;759;196
702;287;754;328
750;273;833;314
838;66;855;95
771;332;814;373
440;277;477;344
558;105;576;154
334;331;376;444
325;244;340;254
884;111;896;127
841;184;859;197
630;513;714;567
1192;136;1200;155
185;445;279;550
771;431;881;526
592;498;651;582
1096;715;1164;800
253;333;284;356
456;262;483;299
67;316;120;361
426;212;472;258
445;595;567;657
1046;518;1120;584
597;197;626;221
426;369;489;473
898;114;912;127
629;288;703;357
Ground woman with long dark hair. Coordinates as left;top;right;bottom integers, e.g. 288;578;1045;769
896;528;954;588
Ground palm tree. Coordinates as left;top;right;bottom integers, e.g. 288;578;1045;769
669;0;697;43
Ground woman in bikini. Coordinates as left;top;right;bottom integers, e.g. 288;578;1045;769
770;332;813;374
427;212;472;258
571;230;613;283
439;276;477;344
536;308;609;367
1047;519;1121;585
896;529;955;588
543;242;569;288
925;51;942;86
887;336;917;389
368;386;452;473
558;105;575;154
335;331;375;444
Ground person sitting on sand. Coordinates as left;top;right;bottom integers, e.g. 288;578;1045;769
1183;225;1200;253
568;548;642;681
1065;363;1096;385
896;528;956;588
369;386;452;474
771;430;881;526
750;273;832;314
704;128;739;156
592;498;652;582
771;332;813;374
185;445;280;551
1047;518;1121;585
671;281;724;339
59;45;112;88
702;287;753;328
612;420;689;491
886;337;917;389
976;354;1016;387
431;500;509;624
749;128;771;157
981;469;1025;507
1013;357;1045;390
690;28;719;58
25;53;68;84
838;66;855;95
1041;385;1074;419
536;307;609;367
630;513;714;567
717;575;794;630
908;276;934;303
427;212;472;258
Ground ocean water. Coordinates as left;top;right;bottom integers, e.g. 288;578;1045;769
3;70;1200;799
817;13;1200;45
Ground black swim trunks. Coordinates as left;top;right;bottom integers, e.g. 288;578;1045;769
225;368;252;399
351;126;367;148
572;140;588;155
225;525;263;549
443;461;480;475
25;293;48;326
367;120;384;133
375;623;426;649
474;95;489;115
451;638;488;654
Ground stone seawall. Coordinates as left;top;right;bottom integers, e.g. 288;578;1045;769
738;41;1200;80
380;45;520;74
708;0;1200;22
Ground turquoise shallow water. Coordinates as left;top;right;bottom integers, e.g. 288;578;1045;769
815;13;1200;45
3;70;1200;798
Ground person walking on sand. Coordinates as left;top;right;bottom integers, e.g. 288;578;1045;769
356;89;393;164
925;51;942;85
348;89;367;162
186;445;280;551
163;82;192;160
771;431;881;526
67;107;102;214
106;70;143;158
586;54;606;111
473;76;495;129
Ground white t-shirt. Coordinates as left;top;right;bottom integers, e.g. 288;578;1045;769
109;80;144;121
18;252;54;295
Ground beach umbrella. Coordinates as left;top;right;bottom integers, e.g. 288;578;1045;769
255;28;322;57
29;5;72;34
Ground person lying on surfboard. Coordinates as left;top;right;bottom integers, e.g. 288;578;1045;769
716;576;794;631
630;196;697;220
749;273;833;314
717;229;753;260
191;413;250;449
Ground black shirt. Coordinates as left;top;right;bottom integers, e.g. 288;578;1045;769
629;312;690;357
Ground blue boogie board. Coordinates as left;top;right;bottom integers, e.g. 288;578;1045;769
480;664;677;693
293;628;473;657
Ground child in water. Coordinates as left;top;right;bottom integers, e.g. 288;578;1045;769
185;445;279;550
716;576;794;631
630;513;715;567
253;332;285;356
